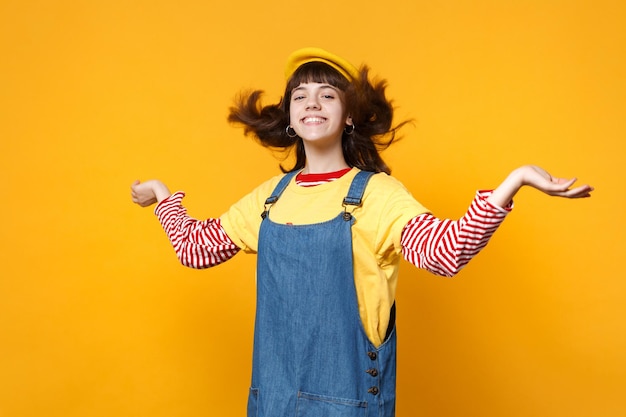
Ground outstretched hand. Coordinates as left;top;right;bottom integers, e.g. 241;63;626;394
130;179;172;207
519;165;594;199
488;165;594;208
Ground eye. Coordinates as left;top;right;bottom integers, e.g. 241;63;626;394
292;94;305;101
320;88;338;99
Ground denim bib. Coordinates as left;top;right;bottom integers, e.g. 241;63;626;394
248;170;397;417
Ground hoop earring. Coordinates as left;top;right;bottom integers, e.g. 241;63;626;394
286;125;298;138
344;124;355;135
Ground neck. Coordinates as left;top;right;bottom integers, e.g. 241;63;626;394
301;140;348;174
303;162;350;175
302;151;349;174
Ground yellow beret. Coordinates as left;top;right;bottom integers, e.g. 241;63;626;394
285;47;359;81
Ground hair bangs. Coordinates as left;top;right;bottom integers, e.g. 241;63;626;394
285;61;351;93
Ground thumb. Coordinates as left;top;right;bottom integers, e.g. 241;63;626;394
552;177;577;190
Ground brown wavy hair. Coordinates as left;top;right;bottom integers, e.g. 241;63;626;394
227;61;409;174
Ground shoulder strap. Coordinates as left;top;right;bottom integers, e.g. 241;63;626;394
342;171;375;221
261;171;298;219
343;170;375;206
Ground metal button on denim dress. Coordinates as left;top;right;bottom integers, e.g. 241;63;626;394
248;170;397;417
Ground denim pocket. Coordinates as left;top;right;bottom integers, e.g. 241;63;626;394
296;391;368;417
247;387;259;417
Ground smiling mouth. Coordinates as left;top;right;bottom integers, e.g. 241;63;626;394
302;117;326;124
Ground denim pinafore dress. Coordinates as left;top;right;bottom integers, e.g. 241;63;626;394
247;170;397;417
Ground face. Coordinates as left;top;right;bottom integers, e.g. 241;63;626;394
289;82;352;147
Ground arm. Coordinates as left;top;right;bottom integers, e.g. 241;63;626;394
130;180;240;268
402;165;593;277
402;191;509;277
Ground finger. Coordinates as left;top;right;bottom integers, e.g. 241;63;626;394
552;177;577;188
543;178;578;194
557;185;594;198
568;185;594;198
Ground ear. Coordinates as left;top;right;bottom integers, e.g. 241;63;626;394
345;115;353;126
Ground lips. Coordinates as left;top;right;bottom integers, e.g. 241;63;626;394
301;117;326;124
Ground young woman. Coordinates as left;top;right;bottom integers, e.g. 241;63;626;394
131;47;593;417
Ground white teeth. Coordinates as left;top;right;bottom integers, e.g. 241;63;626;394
303;117;325;124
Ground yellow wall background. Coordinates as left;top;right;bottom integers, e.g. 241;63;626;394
1;0;624;416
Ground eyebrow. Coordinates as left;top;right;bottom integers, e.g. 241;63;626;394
291;84;339;94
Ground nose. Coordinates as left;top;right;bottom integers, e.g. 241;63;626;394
305;96;320;110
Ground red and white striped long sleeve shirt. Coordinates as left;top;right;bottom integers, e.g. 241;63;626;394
154;189;510;277
401;190;510;277
154;193;239;269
